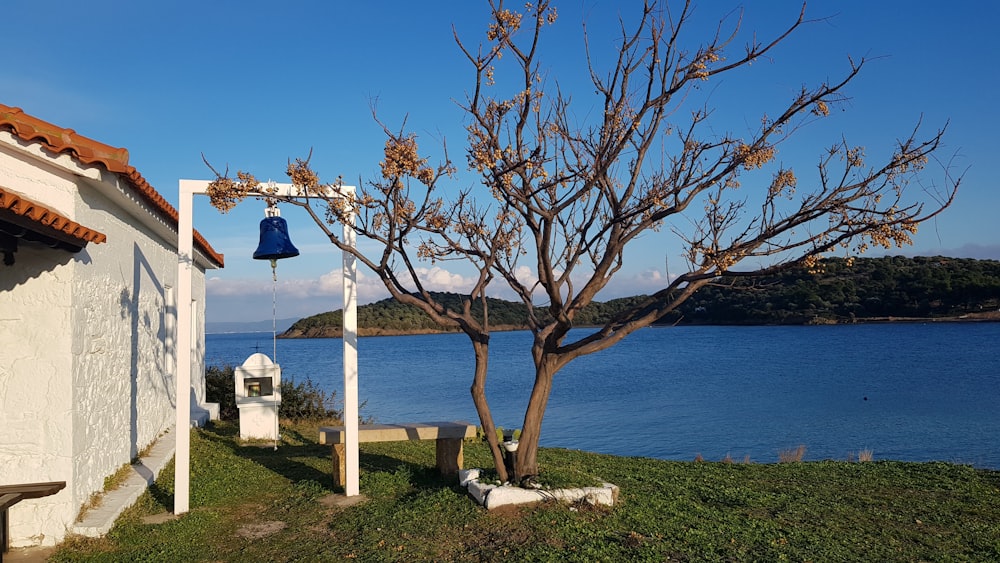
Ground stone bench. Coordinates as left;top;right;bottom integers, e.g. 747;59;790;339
319;421;477;487
1;481;66;552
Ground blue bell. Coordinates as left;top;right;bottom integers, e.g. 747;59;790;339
253;207;299;261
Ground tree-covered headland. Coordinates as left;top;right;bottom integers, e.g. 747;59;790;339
282;256;1000;337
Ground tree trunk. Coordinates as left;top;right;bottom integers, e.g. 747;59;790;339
513;354;558;482
468;338;508;482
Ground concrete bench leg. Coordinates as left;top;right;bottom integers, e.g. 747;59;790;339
331;444;346;488
436;438;464;477
329;436;466;488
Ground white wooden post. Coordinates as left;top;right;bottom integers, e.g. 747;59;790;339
175;179;360;515
174;181;195;514
340;185;359;496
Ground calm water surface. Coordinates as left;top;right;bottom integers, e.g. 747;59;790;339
207;323;1000;468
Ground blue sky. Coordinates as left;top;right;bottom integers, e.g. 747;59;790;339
4;1;997;323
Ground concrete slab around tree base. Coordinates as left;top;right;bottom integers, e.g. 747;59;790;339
459;469;618;510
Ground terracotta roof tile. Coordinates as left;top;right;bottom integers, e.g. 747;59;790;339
0;186;107;245
0;104;224;267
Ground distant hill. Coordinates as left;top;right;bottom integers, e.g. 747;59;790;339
207;318;299;334
279;293;537;338
674;255;1000;325
280;256;1000;337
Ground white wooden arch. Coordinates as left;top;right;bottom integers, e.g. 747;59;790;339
175;179;360;514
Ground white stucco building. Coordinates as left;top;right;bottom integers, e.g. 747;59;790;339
0;104;223;548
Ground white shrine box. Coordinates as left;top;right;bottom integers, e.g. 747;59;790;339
234;353;282;440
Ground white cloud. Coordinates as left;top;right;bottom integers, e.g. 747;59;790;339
514;265;538;289
207;265;484;322
206;263;681;323
598;268;671;299
206;277;270;297
413;266;475;293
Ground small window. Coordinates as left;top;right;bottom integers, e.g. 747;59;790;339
244;377;273;397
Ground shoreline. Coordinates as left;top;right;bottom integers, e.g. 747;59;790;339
276;311;1000;339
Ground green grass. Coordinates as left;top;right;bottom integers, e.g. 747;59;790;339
50;420;1000;561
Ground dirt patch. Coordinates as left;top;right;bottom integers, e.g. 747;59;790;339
140;512;180;525
484;503;530;520
3;545;58;562
318;493;367;508
236;521;287;539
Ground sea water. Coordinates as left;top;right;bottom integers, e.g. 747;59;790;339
207;322;1000;467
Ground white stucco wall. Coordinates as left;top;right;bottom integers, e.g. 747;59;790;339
68;185;182;517
1;135;212;548
0;242;75;547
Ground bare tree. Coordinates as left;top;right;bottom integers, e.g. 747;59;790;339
207;1;959;485
205;132;516;481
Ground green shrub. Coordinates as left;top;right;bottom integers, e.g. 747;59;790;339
205;365;238;420
279;377;340;421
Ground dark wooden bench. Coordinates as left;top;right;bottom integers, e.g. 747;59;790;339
319;421;477;487
0;481;66;552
